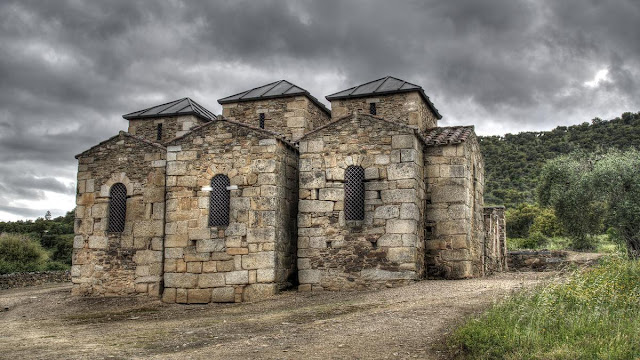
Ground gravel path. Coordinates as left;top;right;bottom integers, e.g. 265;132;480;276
0;272;557;359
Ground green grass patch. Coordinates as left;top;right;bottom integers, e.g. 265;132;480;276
451;257;640;359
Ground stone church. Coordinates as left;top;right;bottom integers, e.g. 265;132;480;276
72;76;507;303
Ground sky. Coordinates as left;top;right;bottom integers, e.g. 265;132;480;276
1;0;639;221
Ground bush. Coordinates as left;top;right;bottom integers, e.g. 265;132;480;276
506;204;562;239
451;257;640;359
0;234;48;274
51;234;74;265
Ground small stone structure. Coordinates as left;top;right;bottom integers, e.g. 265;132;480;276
483;206;507;274
73;76;507;303
0;271;71;290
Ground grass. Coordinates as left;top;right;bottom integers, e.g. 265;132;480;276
507;234;625;254
450;257;640;359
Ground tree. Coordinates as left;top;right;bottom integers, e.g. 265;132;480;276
45;211;52;221
538;150;640;256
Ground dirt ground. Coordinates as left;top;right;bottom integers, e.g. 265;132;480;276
0;272;558;360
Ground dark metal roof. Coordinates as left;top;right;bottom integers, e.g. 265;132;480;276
123;97;217;122
217;80;331;116
325;76;442;119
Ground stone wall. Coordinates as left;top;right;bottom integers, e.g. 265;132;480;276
297;113;425;291
424;134;485;279
221;96;330;142
329;92;438;132
0;271;70;290
162;120;298;303
128;115;208;143
73;132;166;297
483;206;507;274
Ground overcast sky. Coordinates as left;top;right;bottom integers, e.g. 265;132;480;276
1;0;638;221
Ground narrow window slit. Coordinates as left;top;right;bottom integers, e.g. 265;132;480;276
369;102;377;115
156;123;162;141
259;113;265;129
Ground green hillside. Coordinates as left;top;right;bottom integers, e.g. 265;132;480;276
480;112;640;208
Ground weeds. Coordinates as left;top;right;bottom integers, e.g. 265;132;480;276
451;257;640;359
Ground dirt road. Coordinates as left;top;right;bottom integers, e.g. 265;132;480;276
0;272;556;360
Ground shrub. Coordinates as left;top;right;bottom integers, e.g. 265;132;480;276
0;234;48;274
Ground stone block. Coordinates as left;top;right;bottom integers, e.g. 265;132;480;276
188;289;211;304
441;249;471;262
257;269;275;283
431;185;466;203
88;236;108;249
387;163;416;180
307;140;324;152
299;200;334;213
299;171;326;189
197;239;225;253
243;284;276;302
199;273;225;288
364;167;379;180
387;247;415;263
449;261;473;279
225;223;247;236
73;235;85;249
246;227;276;243
164;273;198;288
392;134;415;149
227;247;249;255
386;219;417;234
253;159;277;173
187;262;202;273
318;188;344;201
242;252;275;269
298;269;320;284
400;203;420;220
217;260;235;272
377;234;402;247
437;220;468;235
380;189;416;203
225;270;249;285
374;205;399;219
211;287;235;302
361;268;416;280
133;250;162;265
162;288;177;303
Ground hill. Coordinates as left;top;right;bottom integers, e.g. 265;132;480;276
480;112;640;208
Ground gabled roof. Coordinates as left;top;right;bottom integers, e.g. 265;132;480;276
422;126;474;146
325;76;442;119
217;80;331;116
165;116;297;151
297;112;473;148
123;97;217;122
75;131;166;159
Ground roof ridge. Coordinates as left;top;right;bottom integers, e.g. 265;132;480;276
75;131;166;159
164;116;297;151
124;97;186;118
222;80;280;102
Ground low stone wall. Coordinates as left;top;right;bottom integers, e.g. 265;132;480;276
508;250;568;271
0;270;71;290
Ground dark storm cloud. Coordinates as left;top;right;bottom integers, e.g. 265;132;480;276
1;0;639;219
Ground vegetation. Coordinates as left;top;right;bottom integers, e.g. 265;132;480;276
538;150;640;256
0;210;75;274
451;257;640;359
480;112;640;208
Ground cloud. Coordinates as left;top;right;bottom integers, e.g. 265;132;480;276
0;0;639;219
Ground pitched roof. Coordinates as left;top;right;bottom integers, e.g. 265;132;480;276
165;116;297;151
75;131;166;159
422;126;474;146
217;80;331;116
325;76;442;119
123;97;217;122
297;112;473;148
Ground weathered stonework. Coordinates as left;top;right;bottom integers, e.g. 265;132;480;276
221;96;330;142
72;132;166;297
73;77;505;303
423;132;485;279
128;115;208;142
297;114;426;290
161;120;298;303
329;92;438;132
483;206;507;273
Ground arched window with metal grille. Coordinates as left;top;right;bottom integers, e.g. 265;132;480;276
209;175;230;227
344;166;365;221
108;183;127;233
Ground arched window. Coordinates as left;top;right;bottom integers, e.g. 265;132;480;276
344;166;365;221
108;183;127;233
209;175;230;227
